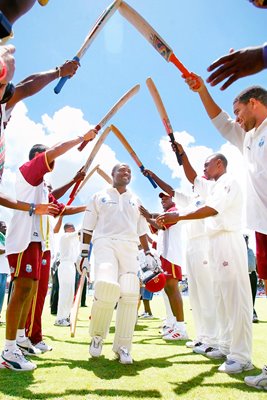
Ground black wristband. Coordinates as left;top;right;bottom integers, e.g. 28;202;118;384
29;203;36;216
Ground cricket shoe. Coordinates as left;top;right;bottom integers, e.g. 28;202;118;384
193;344;215;355
244;365;267;390
89;336;103;358
163;329;189;341
17;338;42;356
34;341;53;353
186;340;203;349
218;359;254;374
116;346;133;364
139;312;154;319
205;348;227;359
0;348;37;371
54;318;70;327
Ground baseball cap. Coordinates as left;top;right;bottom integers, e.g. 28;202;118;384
159;192;171;198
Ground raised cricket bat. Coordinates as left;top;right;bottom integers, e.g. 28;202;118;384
67;126;111;205
78;83;140;151
119;1;193;79
146;77;182;165
97;166;112;184
110;124;157;188
54;0;122;94
70;243;93;337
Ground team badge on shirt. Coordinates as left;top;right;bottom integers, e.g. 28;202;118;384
222;261;229;267
259;136;265;148
25;264;32;273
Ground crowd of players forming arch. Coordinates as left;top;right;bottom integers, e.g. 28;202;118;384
0;0;267;393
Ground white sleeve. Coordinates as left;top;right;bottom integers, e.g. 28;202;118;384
212;110;245;153
82;194;98;233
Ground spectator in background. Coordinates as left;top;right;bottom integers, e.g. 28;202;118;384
0;221;9;325
244;234;259;323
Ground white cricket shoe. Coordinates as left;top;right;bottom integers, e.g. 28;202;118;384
0;348;37;371
89;336;103;358
193;344;214;355
116;346;133;364
17;338;42;356
244;365;267;390
218;359;254;374
205;348;226;359
163;329;189;341
34;341;53;353
186;340;203;349
54;318;70;327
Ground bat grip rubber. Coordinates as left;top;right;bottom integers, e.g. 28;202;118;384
169;53;190;78
78;125;101;152
140;165;157;188
67;180;81;205
169;133;183;166
54;56;80;94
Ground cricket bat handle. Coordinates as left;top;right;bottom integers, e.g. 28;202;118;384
169;53;190;78
139;165;157;188
168;132;183;166
78;125;101;152
54;56;80;94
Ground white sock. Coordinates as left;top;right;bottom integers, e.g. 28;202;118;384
4;339;17;352
175;321;186;332
16;329;26;343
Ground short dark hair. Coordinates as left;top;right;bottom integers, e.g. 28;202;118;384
213;153;228;168
64;223;75;231
234;86;267;106
29;144;47;160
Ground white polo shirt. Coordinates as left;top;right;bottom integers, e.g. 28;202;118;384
212;111;267;234
194;173;243;235
82;186;148;243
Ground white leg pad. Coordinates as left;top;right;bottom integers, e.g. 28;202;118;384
89;280;120;339
113;273;140;353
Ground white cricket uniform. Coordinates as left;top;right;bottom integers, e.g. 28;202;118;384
56;231;79;321
212;112;267;234
82;186;148;352
194;174;253;364
174;191;217;347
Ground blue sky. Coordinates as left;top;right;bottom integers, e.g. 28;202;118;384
1;0;266;240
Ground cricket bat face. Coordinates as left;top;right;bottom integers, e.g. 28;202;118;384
119;1;172;62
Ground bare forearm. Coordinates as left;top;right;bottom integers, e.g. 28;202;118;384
52;181;75;200
149;173;174;197
139;234;150;253
180;206;217;221
198;86;222;120
0;192;30;211
63;205;86;215
179;153;197;184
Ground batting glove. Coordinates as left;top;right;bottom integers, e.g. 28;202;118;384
76;244;90;274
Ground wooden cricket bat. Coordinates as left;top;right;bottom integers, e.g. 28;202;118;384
67;126;111;205
54;0;122;94
110;124;157;188
146;77;182;165
70;243;93;337
96;166;112;184
119;1;192;78
78;83;140;151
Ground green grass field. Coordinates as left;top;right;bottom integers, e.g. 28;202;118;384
0;294;266;400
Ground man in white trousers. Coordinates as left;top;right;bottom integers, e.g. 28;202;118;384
55;223;79;326
156;148;253;374
78;163;153;364
142;170;218;353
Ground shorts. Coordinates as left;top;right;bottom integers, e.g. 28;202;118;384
140;287;153;301
160;256;182;281
255;231;267;279
8;242;49;281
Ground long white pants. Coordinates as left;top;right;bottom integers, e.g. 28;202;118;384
57;260;76;320
90;238;140;353
209;231;253;363
186;235;218;347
